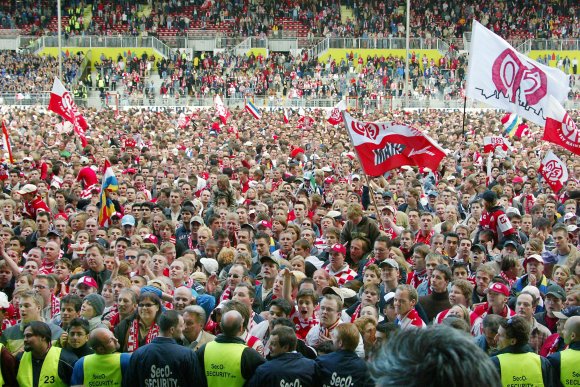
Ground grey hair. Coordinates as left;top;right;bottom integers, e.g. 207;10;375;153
370;325;500;387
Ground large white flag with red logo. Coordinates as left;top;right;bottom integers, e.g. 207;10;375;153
48;77;88;147
483;136;514;153
327;100;347;125
466;20;569;126
214;95;230;125
343;112;446;176
538;150;568;193
543;95;580;156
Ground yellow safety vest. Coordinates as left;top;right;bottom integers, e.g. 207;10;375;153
560;348;580;386
497;352;544;387
83;353;123;386
204;341;245;387
17;346;67;387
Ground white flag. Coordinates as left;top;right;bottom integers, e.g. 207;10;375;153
466;20;569;126
538;150;568;193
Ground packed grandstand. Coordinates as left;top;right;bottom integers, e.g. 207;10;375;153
0;0;576;386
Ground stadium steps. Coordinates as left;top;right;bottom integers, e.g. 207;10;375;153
340;6;353;25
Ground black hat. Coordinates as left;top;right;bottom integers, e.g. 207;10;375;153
481;190;497;203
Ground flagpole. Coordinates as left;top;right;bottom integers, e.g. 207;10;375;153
362;174;387;232
57;0;63;80
404;0;410;109
461;95;467;138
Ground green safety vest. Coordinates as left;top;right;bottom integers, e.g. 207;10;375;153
0;343;4;386
17;346;67;387
204;341;245;387
83;353;123;387
560;348;580;386
497;352;544;387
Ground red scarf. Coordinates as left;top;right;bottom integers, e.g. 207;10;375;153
320;318;341;341
219;287;232;304
126;318;160;352
50;294;60;319
350;303;362;323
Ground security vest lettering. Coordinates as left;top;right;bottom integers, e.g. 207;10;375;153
17;346;67;387
204;341;245;387
560;349;580;386
83;353;123;387
497;352;544;387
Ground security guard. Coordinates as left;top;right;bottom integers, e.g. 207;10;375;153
548;311;580;387
197;310;264;387
17;321;77;387
70;328;130;387
490;316;551;386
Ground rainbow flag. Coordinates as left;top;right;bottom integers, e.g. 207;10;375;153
98;160;119;227
501;113;521;136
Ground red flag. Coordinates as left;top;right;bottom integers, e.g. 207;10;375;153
483;136;513;153
297;116;314;130
1;121;14;164
543;95;580;156
283;108;290;124
343;112;446;176
538;150;568;193
214;95;230;125
327;100;346;125
514;122;531;138
48;78;88;147
177;112;191;129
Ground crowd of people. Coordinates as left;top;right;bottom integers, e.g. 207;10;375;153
0;52;84;95
0;100;574;385
1;0;577;42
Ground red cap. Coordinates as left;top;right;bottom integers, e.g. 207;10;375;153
290;147;304;158
488;282;510;297
76;276;98;289
330;244;346;255
512;176;524;183
256;220;272;229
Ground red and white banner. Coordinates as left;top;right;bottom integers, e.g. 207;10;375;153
466;20;569;126
177;112;191;129
483;136;513;153
214;95;230;125
48;78;88;147
538;150;568;193
1;121;14;164
543;95;580;156
283;108;290;124
343;112;446;176
327;100;347;125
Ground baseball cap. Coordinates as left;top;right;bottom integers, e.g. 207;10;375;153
525;254;545;265
330;244;346;255
563;212;578;222
381;205;396;214
481;190;497;203
568;224;579;233
260;256;280;267
545;284;566;301
446;175;456;181
326;210;342;219
16;184;38;195
256;220;272;229
382;191;393;199
200;258;219;274
379;259;399;270
503;240;519;249
47;230;62;238
321;166;333;172
512;176;524;183
384;292;396;304
76;276;98;289
351;174;361;181
0;292;9;309
487;282;510;297
321;286;344;302
240;223;256;232
553;306;580;320
191;216;205;225
427;190;439;197
121;215;136;227
471;243;486;253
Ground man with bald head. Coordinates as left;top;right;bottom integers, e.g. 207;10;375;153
173;286;194;312
197;310;265;386
547;310;580;386
71;327;131;387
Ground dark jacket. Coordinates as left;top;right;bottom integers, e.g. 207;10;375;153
340;216;381;248
123;336;199;387
316;349;373;387
196;334;265;387
247;352;320;387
